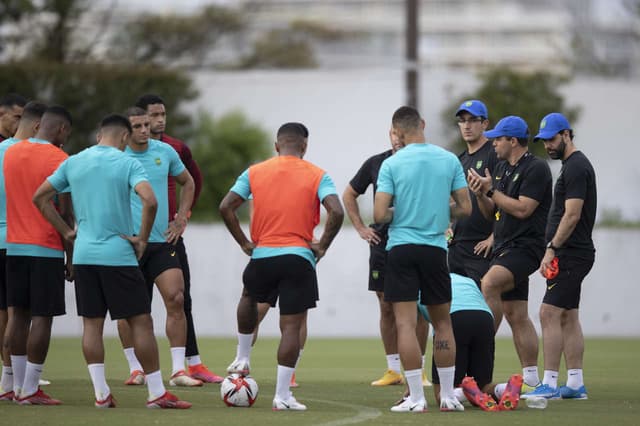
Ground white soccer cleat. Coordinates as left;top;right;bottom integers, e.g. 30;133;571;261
227;358;250;376
168;370;203;387
272;395;307;411
390;397;427;413
440;396;465;412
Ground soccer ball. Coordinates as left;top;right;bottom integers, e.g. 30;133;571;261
220;374;259;407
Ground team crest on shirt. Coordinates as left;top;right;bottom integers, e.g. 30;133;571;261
155;158;162;165
476;160;483;169
372;270;380;280
513;173;519;182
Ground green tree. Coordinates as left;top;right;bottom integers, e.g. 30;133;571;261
191;111;271;220
442;68;580;157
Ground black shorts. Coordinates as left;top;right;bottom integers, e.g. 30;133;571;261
490;246;541;301
543;254;594;310
6;255;65;316
368;243;387;292
139;242;181;297
431;310;495;388
0;249;6;310
384;244;451;306
242;255;318;315
74;265;151;320
448;241;490;288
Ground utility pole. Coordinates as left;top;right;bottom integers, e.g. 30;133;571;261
406;0;419;108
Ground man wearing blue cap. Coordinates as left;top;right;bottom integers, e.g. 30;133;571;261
522;113;596;401
467;115;552;392
448;100;500;288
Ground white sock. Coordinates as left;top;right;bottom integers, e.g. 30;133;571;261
123;347;143;373
494;383;507;399
1;366;13;393
386;354;401;373
453;387;467;402
170;347;186;375
405;368;425;402
437;366;456;400
523;366;540;387
566;369;584;389
542;370;559;389
22;361;43;397
186;355;202;367
294;349;304;368
237;333;253;362
88;363;110;401
10;355;26;396
275;365;295;401
146;370;166;400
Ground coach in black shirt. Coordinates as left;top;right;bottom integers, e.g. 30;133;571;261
467;116;552;390
449;100;500;287
530;113;596;400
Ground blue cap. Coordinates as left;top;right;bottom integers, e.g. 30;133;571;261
534;113;571;141
484;116;529;139
455;100;488;119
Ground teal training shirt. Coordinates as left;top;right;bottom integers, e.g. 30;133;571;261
126;139;186;243
48;145;149;266
0;137;20;249
376;143;467;251
418;273;493;320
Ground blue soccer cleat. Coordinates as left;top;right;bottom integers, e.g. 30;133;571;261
559;385;588;400
521;384;561;400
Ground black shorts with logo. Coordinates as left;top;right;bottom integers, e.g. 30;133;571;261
368;243;387;292
74;265;151;319
543;253;594;310
139;242;181;298
6;255;65;316
490;246;541;301
384;244;451;306
243;255;318;315
0;249;6;310
431;310;495;388
448;240;491;288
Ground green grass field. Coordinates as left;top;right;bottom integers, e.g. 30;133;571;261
1;337;638;425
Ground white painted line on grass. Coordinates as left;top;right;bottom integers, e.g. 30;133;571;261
307;398;382;426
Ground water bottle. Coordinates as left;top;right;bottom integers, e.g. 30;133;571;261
525;396;548;409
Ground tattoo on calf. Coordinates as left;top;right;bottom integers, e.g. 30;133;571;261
435;340;450;350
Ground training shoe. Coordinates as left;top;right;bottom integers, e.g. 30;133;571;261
290;372;299;388
498;374;524;411
0;390;15;401
39;379;51;386
521;383;560;400
124;370;145;385
390;397;427;413
440;396;464;412
559;385;588;400
188;364;223;383
422;371;432;387
461;376;499;411
520;381;539;394
95;394;116;408
146;391;192;409
227;358;250;376
17;388;62;405
371;369;404;386
169;370;203;387
272;395;307;411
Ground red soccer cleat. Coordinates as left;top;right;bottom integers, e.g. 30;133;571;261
95;393;116;408
17;388;62;405
187;364;223;383
499;374;524;411
124;369;145;385
146;391;192;409
461;376;499;411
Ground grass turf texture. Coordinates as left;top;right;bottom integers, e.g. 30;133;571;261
1;337;638;425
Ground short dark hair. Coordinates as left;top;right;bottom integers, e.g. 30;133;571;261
277;122;309;139
0;93;27;108
516;136;529;147
21;101;48;121
45;105;72;126
124;106;148;118
135;94;165;110
392;106;422;130
100;113;132;134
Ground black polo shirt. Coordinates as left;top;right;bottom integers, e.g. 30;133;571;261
492;152;552;254
453;141;500;242
349;150;392;236
546;151;597;257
